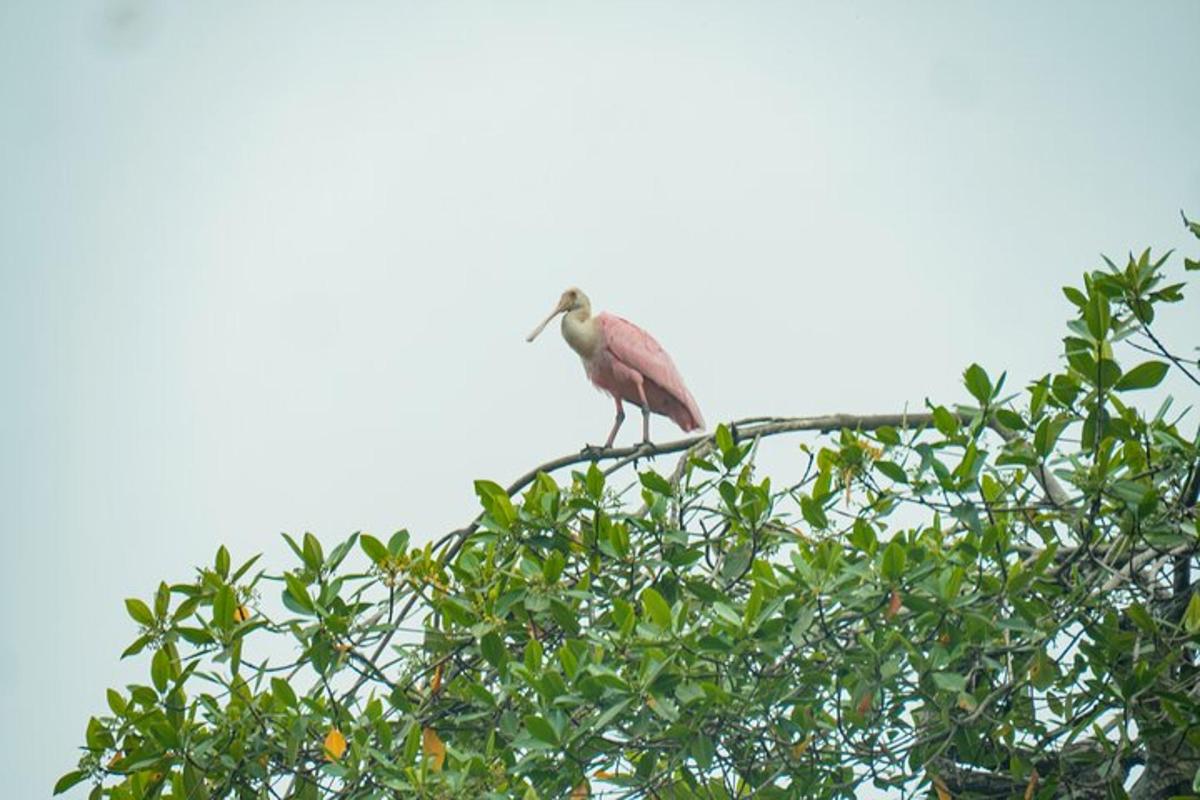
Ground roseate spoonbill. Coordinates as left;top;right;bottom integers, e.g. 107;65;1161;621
526;288;704;448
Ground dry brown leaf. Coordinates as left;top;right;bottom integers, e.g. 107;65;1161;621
930;773;952;800
855;691;872;715
430;663;443;695
423;726;446;772
570;780;590;798
1023;768;1039;800
593;770;617;780
323;728;347;761
886;588;902;620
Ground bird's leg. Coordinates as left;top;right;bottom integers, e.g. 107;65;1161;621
603;399;626;449
635;383;656;456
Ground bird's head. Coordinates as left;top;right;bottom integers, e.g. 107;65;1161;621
526;287;591;342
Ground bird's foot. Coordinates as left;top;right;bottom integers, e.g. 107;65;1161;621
632;441;657;467
580;443;607;460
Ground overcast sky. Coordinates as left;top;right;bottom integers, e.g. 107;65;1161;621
2;1;1198;796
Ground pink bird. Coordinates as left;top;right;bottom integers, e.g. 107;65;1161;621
526;288;704;448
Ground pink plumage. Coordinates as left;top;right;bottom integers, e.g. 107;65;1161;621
527;287;704;448
588;312;704;433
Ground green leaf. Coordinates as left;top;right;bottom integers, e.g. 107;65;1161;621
639;471;673;496
875;460;908;484
176;626;213;646
388;529;410;556
302;532;324;571
154;582;170;619
875;426;900;446
360;534;388;564
881;540;907;582
647;693;680;721
1061;286;1086;307
121;633;153;659
230;552;262;583
480;632;506;669
474;480;516;529
743;584;764;628
215;545;230;578
542;550;566;584
691;734;715;769
1126;603;1157;635
283;573;314;614
53;771;88;795
1084;289;1111;339
800;495;828;529
963;363;992;405
587;697;633;733
585;463;605;498
848;519;877;553
151;648;170;692
524;715;559;745
993;408;1025;431
640;587;672;630
557;643;579;678
1113;360;1169;392
931;672;967;693
272;677;298;707
715;424;735;460
1185;593;1200;635
213;585;236;629
105;689;127;716
125;598;154;627
403;721;421;762
931;406;959;438
1034;416;1068;457
523;638;543;672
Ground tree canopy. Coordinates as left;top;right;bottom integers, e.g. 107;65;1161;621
60;217;1200;799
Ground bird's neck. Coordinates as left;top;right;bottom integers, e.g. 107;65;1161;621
561;309;600;359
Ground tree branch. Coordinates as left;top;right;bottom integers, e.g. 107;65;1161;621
434;413;942;561
435;410;1073;563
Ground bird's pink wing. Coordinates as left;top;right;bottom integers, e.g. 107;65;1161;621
596;312;704;430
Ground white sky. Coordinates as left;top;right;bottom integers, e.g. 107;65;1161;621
2;1;1198;796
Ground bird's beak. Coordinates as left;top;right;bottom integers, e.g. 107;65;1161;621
525;298;568;342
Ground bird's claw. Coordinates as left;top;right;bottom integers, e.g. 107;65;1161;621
632;441;658;467
580;444;606;460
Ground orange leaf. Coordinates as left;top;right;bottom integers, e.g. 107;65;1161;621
855;691;872;715
323;728;347;761
1023;768;1039;800
571;780;590;798
886;588;902;620
423;726;446;772
593;770;617;780
430;663;443;695
929;773;952;800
